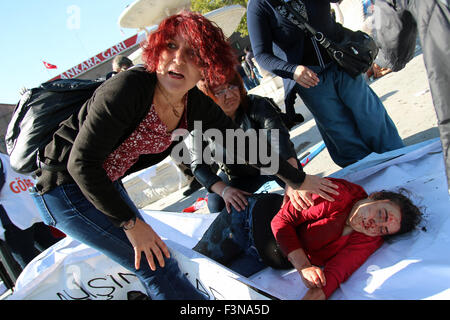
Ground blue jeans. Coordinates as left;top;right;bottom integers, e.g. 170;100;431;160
207;170;284;213
29;182;205;300
296;63;404;167
193;195;267;277
242;76;258;91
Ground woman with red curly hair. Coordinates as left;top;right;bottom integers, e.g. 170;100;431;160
31;11;309;300
30;11;243;300
141;11;236;87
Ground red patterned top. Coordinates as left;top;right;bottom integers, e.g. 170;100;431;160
103;104;187;182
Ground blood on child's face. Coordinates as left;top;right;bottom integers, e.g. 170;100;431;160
350;200;401;237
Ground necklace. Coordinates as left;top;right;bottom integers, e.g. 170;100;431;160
156;82;186;117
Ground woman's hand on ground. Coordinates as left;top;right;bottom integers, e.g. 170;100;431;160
124;218;171;271
300;265;327;289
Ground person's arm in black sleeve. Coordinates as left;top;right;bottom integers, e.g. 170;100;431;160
250;95;298;161
247;0;298;79
67;71;152;227
189;136;221;192
189;88;306;189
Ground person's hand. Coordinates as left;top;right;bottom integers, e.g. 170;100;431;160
293;65;320;88
300;265;326;289
124;218;171;271
293;65;319;88
221;186;252;213
283;175;340;211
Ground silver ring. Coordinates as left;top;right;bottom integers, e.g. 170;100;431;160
334;51;344;60
314;32;324;42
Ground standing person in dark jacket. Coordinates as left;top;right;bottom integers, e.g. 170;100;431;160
29;11;315;300
240;56;259;90
106;55;134;79
244;46;263;81
0;153;62;270
373;0;450;194
246;0;405;168
194;70;339;214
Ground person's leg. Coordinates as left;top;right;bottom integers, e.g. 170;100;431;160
193;196;266;276
242;76;255;91
412;0;450;192
29;183;205;300
284;92;297;122
3;223;41;269
296;65;399;167
253;67;263;80
226;250;266;277
331;64;404;154
32;222;61;252
206;171;229;213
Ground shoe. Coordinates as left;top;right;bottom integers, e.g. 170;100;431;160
183;178;203;197
293;113;304;124
285;113;305;130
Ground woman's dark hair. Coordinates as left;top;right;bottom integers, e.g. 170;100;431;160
368;188;424;240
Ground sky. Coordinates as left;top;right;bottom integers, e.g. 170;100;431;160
0;1;138;104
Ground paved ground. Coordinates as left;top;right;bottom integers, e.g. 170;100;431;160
143;49;439;213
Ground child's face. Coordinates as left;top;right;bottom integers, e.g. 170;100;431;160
349;199;402;237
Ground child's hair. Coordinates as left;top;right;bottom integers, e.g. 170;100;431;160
368;188;424;240
141;10;237;87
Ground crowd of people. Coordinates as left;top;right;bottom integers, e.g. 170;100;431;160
4;0;446;300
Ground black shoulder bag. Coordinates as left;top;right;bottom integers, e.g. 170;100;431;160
271;0;379;78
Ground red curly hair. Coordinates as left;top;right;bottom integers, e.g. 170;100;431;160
141;11;237;87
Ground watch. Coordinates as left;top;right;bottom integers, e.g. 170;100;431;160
120;216;137;230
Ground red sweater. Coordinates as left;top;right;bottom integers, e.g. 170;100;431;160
271;178;384;298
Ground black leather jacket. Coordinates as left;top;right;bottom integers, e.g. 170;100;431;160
191;94;303;191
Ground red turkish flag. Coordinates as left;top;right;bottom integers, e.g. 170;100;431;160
42;61;57;69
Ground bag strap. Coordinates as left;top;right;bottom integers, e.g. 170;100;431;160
0;157;5;191
270;0;326;41
269;0;337;66
272;0;349;64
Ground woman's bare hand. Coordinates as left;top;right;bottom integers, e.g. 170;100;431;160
124;218;171;271
284;175;340;211
221;186;252;213
293;65;320;88
300;265;327;289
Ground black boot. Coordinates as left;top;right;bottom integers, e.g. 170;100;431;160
293;113;304;124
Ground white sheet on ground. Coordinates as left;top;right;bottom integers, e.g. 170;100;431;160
251;138;450;300
9;138;450;300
